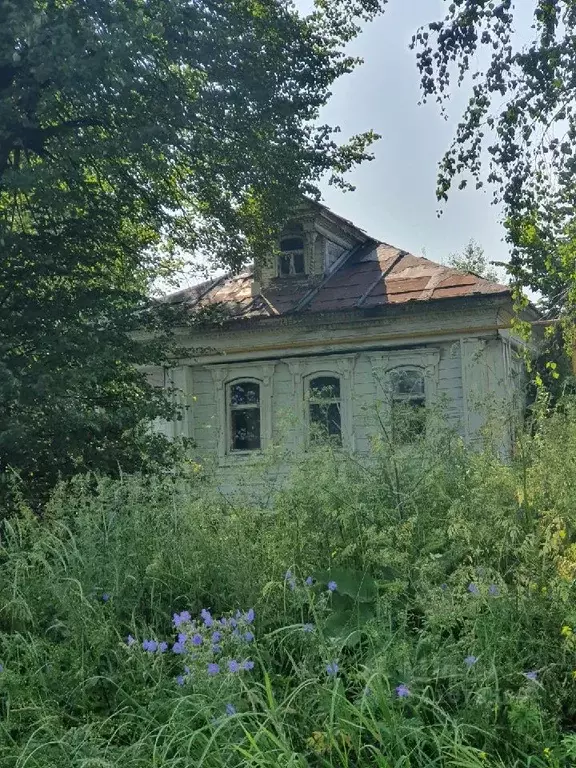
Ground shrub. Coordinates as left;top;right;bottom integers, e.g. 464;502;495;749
2;401;576;765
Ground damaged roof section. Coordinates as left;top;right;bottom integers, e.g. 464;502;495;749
164;219;509;323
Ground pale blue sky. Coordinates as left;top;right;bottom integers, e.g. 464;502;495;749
296;0;532;271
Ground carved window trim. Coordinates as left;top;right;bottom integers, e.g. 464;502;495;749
368;348;440;437
208;362;276;463
284;355;357;450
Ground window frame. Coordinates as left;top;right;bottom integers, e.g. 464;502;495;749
307;374;343;445
227;378;262;453
284;355;357;451
278;236;306;277
208;363;276;464
389;366;427;443
369;348;440;441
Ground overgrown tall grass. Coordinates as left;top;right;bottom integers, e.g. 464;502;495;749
2;403;576;766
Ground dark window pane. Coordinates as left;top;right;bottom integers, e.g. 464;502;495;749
280;237;304;252
392;369;425;396
231;408;261;450
310;402;342;443
279;254;291;275
230;382;260;406
310;376;340;400
293;251;305;274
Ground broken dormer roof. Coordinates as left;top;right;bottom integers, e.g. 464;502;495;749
163;210;509;322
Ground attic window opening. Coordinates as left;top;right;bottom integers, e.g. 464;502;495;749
279;237;305;276
308;375;342;445
228;380;261;451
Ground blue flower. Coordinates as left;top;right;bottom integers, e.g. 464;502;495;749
285;570;296;590
192;633;203;646
326;661;339;676
241;659;255;671
243;631;254;642
440;583;448;591
228;659;240;673
395;684;410;698
207;662;220;676
173;610;191;627
225;703;236;716
327;581;337;593
467;583;480;595
158;641;168;653
305;576;314;586
201;608;213;627
229;617;237;628
177;633;187;644
184;666;191;675
126;634;135;647
244;608;255;623
219;617;227;627
488;584;499;596
524;670;538;682
464;655;478;668
142;639;158;653
302;623;314;633
176;675;185;686
172;641;185;654
212;631;222;643
101;593;110;602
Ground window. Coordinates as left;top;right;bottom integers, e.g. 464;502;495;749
228;380;261;451
279;236;305;276
390;368;426;442
308;375;342;444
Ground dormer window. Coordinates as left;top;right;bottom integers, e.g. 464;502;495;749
279;236;305;276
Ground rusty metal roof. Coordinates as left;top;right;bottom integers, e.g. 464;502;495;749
165;241;509;322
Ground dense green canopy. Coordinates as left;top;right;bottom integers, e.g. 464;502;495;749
0;0;384;506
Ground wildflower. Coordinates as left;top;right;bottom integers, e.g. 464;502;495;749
440;583;448;591
241;659;255;671
464;655;478;668
302;623;314;633
395;684;410;698
488;584;499;597
244;608;255;623
524;670;538;682
244;631;254;642
561;625;573;638
207;662;220;676
467;582;479;595
228;659;240;673
126;634;135;647
191;633;203;646
285;570;296;590
173;610;191;627
201;608;213;627
326;661;339;676
172;641;185;654
327;580;337;593
158;641;168;653
305;576;314;586
184;666;191;675
212;644;222;654
225;703;236;716
101;593;110;602
229;617;237;628
219;617;227;627
212;631;222;643
142;639;158;653
176;675;185;686
232;628;241;638
177;633;187;644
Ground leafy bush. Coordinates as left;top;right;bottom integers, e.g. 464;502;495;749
2;402;576;766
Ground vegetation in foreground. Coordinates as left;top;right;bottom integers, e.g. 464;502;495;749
2;404;576;766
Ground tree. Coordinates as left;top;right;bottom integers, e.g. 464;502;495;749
0;0;385;507
448;239;501;283
410;1;576;320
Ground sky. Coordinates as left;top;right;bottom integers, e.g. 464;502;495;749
290;0;533;272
